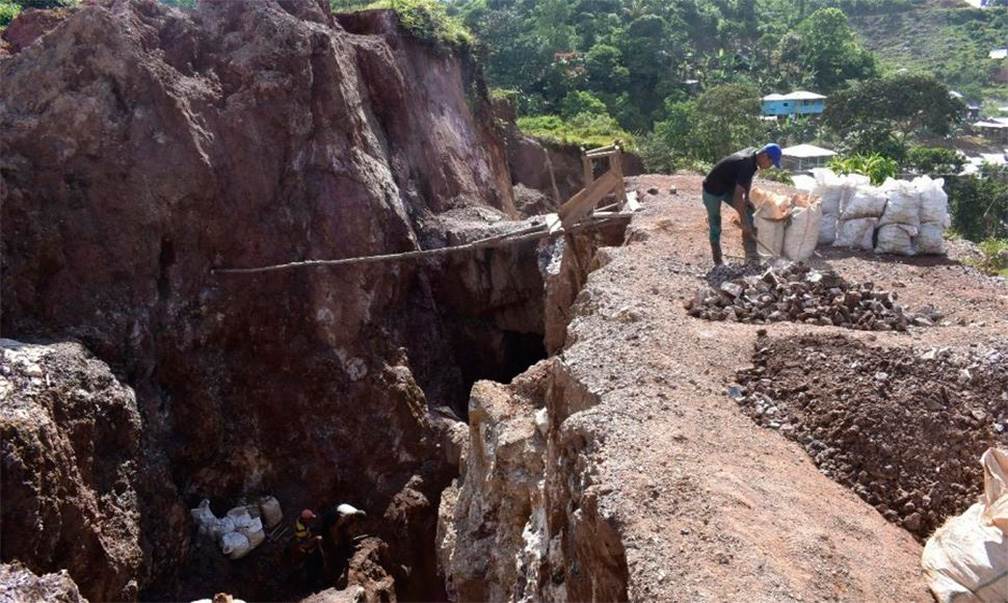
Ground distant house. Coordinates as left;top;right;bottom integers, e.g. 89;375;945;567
974;118;1008;143
950;91;981;120
761;91;827;117
990;48;1008;60
781;144;836;171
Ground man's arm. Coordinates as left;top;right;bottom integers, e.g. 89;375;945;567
731;184;753;233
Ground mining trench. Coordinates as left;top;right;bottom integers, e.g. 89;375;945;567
140;221;627;602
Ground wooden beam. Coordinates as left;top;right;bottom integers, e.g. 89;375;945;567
558;169;620;228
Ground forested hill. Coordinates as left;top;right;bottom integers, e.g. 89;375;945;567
847;2;1008;104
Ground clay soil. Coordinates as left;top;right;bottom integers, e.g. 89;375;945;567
554;173;1008;600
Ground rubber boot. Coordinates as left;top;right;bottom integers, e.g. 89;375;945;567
711;242;723;265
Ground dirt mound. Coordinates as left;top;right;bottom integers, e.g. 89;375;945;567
687;262;937;331
735;334;1008;538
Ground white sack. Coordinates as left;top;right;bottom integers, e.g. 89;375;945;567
841;186;887;220
834;217;878;250
879;179;921;227
754;206;785;258
227;507;254;530
922;447;1008;602
819;213;838;246
221;531;252;560
258;496;283;529
784;203;822;261
917;223;946;255
916;176;951;226
190;499;220;536
875;223;918;256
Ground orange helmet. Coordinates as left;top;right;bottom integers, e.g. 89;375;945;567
300;509;316;520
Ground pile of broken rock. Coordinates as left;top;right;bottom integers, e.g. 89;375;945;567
686;262;937;331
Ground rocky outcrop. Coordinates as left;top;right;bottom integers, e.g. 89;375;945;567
0;340;149;603
437;358;629;602
0;562;87;603
0;0;533;599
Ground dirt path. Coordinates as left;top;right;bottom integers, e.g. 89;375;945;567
554;174;1008;600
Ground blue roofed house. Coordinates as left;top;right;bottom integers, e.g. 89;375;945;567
761;91;827;117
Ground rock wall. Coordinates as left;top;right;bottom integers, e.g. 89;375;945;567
437;228;631;602
0;562;87;603
0;340;148;603
437;357;629;602
0;0;533;599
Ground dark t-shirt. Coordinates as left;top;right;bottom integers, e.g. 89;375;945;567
703;148;757;196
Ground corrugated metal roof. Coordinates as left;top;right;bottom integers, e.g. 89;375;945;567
781;91;826;100
762;93;786;101
782;144;836;158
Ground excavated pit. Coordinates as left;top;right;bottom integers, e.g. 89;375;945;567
0;1;634;600
734;334;1008;539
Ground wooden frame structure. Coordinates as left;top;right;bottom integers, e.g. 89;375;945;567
558;143;629;228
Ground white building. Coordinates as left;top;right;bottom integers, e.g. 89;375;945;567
781;144;836;171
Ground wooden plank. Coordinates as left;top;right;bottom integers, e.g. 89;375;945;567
611;147;627;207
558;169;620;228
585;144;618;157
582;155;594;188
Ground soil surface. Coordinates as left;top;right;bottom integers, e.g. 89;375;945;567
551;173;1007;600
735;334;1008;539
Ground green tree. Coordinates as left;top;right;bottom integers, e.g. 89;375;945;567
689;83;762;162
584;43;629;94
797;8;877;92
823;74;964;139
905;146;965;176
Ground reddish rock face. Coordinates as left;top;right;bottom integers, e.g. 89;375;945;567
0;0;526;599
0;8;68;53
0;341;153;603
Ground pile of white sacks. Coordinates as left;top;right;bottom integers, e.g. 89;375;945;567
190;496;283;560
811;169;950;256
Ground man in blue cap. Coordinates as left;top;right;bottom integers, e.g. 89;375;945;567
702;143;782;265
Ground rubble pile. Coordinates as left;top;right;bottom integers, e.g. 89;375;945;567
733;334;1008;538
687;262;936;331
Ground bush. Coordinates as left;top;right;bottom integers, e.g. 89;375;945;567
760;168;794;185
905;146;964;176
367;0;473;51
560;90;607;120
0;1;20;28
829;153;898;185
516;113;634;150
946;168;1008;241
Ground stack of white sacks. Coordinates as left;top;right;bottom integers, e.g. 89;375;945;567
190;496;284;560
811;169;950;256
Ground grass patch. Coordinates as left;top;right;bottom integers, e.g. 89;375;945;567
971;238;1008;277
516;113;635;151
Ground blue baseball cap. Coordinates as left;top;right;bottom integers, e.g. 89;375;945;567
759;143;782;168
